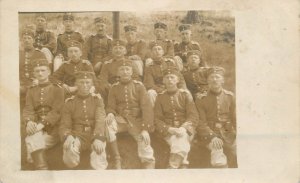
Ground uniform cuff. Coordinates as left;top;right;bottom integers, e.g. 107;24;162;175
93;134;106;142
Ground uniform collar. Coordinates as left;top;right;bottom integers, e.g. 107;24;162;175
208;88;223;96
96;34;106;38
38;81;51;87
153;57;164;64
65;30;74;34
76;93;91;99
166;88;179;95
120;79;132;85
36;30;45;34
24;47;34;52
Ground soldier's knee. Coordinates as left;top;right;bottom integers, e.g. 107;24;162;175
90;151;108;170
63;149;80;168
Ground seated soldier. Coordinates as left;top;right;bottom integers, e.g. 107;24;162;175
154;68;198;169
50;40;94;96
195;67;237;168
144;42;187;107
23;58;64;170
183;50;209;100
124;25;147;77
59;71;108;170
97;39;141;102
104;60;155;169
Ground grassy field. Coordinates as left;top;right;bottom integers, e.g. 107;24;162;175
19;11;235;170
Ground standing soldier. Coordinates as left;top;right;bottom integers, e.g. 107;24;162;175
54;13;84;71
124;25;147;77
183;50;209;100
104;61;155;169
174;24;201;70
20;28;47;105
59;71;108;170
144;42;186;107
152;22;174;57
195;67;237;168
85;17;113;74
50;40;94;96
33;14;56;64
23;58;64;170
154;68;199;169
97;40;141;102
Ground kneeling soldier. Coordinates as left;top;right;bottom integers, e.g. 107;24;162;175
23;58;64;170
154;68;198;169
104;61;155;169
195;67;237;168
60;71;108;169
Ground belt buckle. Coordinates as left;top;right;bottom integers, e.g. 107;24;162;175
84;126;91;132
215;122;222;129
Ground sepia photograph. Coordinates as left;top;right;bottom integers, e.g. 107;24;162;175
19;11;236;170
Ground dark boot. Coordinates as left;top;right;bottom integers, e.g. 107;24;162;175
31;149;48;170
109;141;121;169
142;160;155;169
167;153;183;169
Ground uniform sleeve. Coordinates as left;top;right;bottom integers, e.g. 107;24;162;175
84;36;92;61
44;32;57;53
106;86;117;115
143;66;164;92
43;86;65;126
137;41;148;60
59;101;73;141
166;41;175;57
98;63;110;87
178;72;187;89
50;64;65;85
195;98;218;141
22;89;36;124
154;95;171;136
138;84;154;131
131;63;142;81
55;35;63;56
93;97;107;142
181;92;199;134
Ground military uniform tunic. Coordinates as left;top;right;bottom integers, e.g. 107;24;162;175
56;31;84;59
183;67;209;98
126;40;148;60
174;41;201;64
153;39;174;57
34;30;57;54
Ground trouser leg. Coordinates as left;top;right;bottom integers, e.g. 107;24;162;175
63;137;81;168
223;140;237;168
90;142;108;170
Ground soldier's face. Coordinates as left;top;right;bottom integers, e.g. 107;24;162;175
151;46;164;58
163;74;179;89
35;17;47;30
63;20;74;32
68;47;82;61
95;23;106;34
181;30;192;42
33;66;50;81
154;28;166;40
112;46;126;57
187;55;201;69
125;31;137;44
76;79;93;96
207;73;224;92
22;35;34;48
118;66;133;81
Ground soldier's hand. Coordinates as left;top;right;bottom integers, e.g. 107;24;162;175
92;139;105;154
140;130;150;145
105;113;115;125
175;127;187;137
32;79;39;86
64;135;75;149
211;137;223;150
36;123;45;131
167;127;177;135
26;121;37;135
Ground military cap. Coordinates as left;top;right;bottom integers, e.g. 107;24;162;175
119;60;134;68
206;67;225;77
124;25;137;32
74;71;95;80
178;24;192;32
94;17;106;24
186;50;202;59
149;41;164;49
112;39;126;47
63;13;74;21
35;13;46;20
162;68;181;77
22;28;35;38
31;58;49;68
154;22;167;30
66;40;82;50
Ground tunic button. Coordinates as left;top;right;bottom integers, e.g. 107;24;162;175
142;124;144;126
83;100;86;103
83;105;86;108
40;98;43;100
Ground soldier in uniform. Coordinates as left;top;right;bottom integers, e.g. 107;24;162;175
50;40;94;96
33;14;56;64
59;71;108;169
174;24;202;70
195;67;237;168
154;68;199;169
54;13;84;71
124;25;147;76
183;50;209;100
152;22;174;57
20;28;47;104
97;39;141;103
85;17;113;74
23;58;64;170
104;61;155;169
143;42;186;107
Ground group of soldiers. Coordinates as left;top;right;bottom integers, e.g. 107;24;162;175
20;13;237;170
